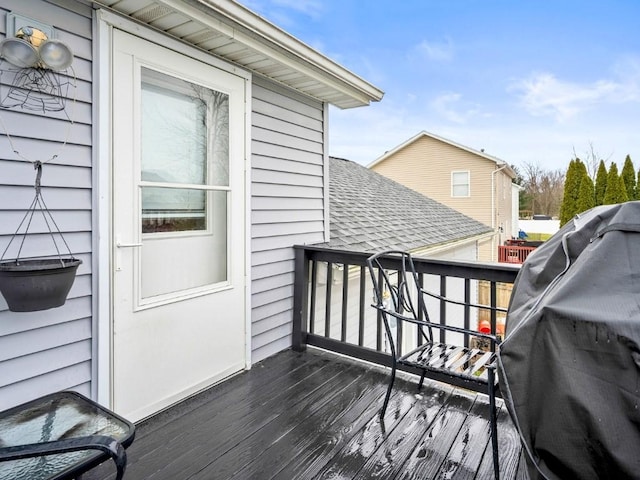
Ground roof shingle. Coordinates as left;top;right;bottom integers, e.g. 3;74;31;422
318;157;493;253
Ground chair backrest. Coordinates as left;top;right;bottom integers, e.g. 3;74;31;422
367;250;420;316
367;250;504;355
366;250;434;351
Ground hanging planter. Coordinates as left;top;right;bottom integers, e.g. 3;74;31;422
0;162;82;312
0;258;81;312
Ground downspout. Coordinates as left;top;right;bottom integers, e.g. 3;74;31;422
491;164;508;261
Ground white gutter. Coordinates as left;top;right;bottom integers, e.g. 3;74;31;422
491;164;508;261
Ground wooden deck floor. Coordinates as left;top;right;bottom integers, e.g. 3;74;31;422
85;348;527;480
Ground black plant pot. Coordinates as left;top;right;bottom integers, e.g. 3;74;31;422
0;258;82;312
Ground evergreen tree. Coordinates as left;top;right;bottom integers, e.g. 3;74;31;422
594;160;608;205
576;172;595;214
621;155;636;200
619;175;629;203
603;162;622;205
575;158;589;180
559;159;580;226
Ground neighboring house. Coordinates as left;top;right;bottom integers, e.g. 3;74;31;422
369;131;517;262
312;157;495;348
0;0;383;421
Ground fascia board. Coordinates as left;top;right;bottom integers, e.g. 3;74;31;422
160;0;384;107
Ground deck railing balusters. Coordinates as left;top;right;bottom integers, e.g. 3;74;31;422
491;280;498;352
439;276;447;344
325;262;333;337
341;265;349;342
293;246;519;391
358;266;366;347
464;278;471;348
376;268;384;351
309;260;318;335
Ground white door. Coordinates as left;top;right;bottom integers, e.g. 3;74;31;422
111;30;247;421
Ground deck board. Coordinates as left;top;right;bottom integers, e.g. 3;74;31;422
85;348;525;480
351;385;454;479
147;361;358;479
396;389;476;480
223;368;388;479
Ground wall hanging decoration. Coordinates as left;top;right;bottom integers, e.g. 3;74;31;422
0;24;75;112
0;162;81;312
0;14;80;312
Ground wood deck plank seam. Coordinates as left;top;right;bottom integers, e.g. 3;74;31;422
145;362;365;479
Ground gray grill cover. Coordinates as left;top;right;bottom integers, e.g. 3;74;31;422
498;202;640;480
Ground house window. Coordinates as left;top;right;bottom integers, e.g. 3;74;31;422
451;171;470;197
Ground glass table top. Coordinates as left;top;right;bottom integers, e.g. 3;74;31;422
0;391;134;480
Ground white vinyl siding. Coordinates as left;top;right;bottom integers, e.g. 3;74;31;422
451;170;470;197
250;76;326;363
0;0;94;410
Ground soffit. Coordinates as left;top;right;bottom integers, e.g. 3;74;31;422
94;0;383;109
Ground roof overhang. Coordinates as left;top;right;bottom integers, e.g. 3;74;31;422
93;0;384;109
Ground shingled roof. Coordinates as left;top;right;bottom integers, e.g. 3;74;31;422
319;157;493;253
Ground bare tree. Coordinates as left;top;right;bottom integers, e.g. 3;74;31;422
573;142;612;179
520;161;565;217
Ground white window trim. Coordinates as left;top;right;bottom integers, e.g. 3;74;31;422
451;170;471;198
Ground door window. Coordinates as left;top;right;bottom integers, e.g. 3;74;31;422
139;67;230;298
141;67;229;233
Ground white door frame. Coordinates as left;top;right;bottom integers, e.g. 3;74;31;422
92;9;252;408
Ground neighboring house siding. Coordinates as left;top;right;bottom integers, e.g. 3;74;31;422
250;76;325;363
372;135;494;226
0;0;93;409
371;135;514;261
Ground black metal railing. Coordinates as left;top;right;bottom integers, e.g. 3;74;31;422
292;245;520;391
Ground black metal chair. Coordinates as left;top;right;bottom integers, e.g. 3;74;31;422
0;391;135;480
367;249;503;480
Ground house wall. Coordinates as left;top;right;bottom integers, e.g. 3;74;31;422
0;2;329;409
250;75;326;363
0;0;94;409
425;241;477;261
370;135;514;261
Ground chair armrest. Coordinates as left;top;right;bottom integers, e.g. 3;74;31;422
420;287;508;314
0;435;127;480
372;303;502;344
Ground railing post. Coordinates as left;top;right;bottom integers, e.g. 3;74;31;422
292;247;309;351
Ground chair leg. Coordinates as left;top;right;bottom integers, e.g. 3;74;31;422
417;370;426;391
380;357;397;420
487;365;500;480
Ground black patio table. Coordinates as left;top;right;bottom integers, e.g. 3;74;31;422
0;391;135;480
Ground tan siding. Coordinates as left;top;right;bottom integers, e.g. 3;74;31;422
371;134;515;261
